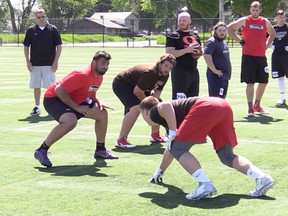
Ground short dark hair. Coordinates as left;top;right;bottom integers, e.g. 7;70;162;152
250;1;262;9
139;96;159;111
93;51;111;61
155;53;176;69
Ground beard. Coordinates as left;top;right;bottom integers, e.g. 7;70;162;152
179;23;190;31
214;33;226;40
98;70;106;75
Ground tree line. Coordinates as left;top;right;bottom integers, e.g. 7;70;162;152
0;0;287;33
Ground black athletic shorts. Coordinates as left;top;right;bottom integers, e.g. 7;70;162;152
271;54;288;78
171;67;199;99
112;79;142;115
241;54;269;84
43;97;95;122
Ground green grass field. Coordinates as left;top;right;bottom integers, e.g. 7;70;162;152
0;46;287;216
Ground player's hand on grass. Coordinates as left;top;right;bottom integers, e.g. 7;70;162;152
150;169;164;184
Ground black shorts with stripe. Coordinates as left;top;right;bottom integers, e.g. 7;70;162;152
241;54;269;84
271;53;288;78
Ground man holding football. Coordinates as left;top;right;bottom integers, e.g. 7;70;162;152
166;8;202;100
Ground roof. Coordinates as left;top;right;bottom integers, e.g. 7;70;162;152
85;17;128;29
90;12;136;21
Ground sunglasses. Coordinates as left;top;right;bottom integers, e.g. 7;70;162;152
37;16;46;19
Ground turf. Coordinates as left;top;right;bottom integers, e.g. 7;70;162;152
0;46;287;216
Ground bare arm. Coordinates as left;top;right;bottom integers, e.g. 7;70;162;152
55;85;94;115
133;85;146;100
51;44;62;72
203;54;223;77
24;46;32;72
166;43;201;58
157;102;177;131
265;19;276;48
227;18;246;43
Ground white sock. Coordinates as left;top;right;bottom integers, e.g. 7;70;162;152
36;105;40;109
155;167;163;175
278;77;286;101
192;168;211;183
246;166;265;180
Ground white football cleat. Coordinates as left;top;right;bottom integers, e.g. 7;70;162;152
248;176;275;197
186;182;217;200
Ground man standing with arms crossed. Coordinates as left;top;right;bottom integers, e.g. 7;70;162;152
24;8;62;116
271;10;288;107
166;8;202;99
227;1;275;117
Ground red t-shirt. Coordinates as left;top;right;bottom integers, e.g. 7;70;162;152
44;64;103;104
241;15;267;57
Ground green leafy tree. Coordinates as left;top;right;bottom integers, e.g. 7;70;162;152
0;0;9;31
38;0;98;32
111;0;141;15
38;0;99;19
5;0;37;33
232;0;278;17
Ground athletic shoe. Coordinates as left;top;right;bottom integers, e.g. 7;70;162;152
276;99;287;108
115;137;136;149
248;176;275;197
253;104;269;114
186;182;217;200
30;107;41;116
94;149;118;159
150;133;166;143
34;149;52;167
247;108;255;117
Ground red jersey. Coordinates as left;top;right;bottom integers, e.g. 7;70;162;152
44;64;103;104
241;15;267;57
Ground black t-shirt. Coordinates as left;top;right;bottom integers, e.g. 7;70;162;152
150;97;197;129
23;24;62;66
273;23;288;55
166;30;201;69
114;64;169;93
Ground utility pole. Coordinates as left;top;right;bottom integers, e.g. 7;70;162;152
219;0;224;22
176;0;179;29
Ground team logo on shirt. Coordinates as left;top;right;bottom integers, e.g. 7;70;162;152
249;24;264;30
183;36;197;47
88;85;99;92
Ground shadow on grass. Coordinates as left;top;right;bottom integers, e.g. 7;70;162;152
139;183;276;209
112;142;165;155
234;115;283;124
34;161;109;177
18;115;54;123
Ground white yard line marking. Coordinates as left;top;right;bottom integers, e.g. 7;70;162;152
16;124;287;145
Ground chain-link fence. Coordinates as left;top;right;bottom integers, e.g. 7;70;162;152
0;16;274;47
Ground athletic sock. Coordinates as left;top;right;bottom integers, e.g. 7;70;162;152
246;165;266;180
38;141;49;151
278;77;286;101
192;168;211;183
96;142;106;151
248;102;253;109
154;167;164;175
